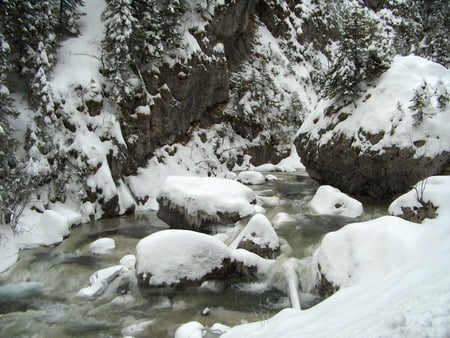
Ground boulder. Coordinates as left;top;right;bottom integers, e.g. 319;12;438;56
295;56;450;199
156;176;258;232
135;230;258;289
230;214;280;259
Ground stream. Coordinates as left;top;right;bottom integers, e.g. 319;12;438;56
0;172;387;337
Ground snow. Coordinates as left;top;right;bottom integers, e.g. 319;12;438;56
89;237;116;255
254;145;306;173
121;319;154;337
0;226;19;273
389;176;450;222
50;0;106;92
175;321;204;338
16;210;70;248
78;265;124;297
309;185;364;218
136;230;233;286
300;56;450;158
236;171;266;185
119;254;136;269
223;176;450;337
230;214;280;251
157;176;258;221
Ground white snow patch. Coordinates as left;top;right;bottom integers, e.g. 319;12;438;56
273;212;297;229
309;185;363;218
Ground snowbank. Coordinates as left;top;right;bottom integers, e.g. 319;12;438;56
224;216;450;337
309;185;363;218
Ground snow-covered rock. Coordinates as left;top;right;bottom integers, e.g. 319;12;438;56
236;171;266;185
389;176;450;223
78;265;124;297
296;56;450;198
17;210;70;248
120;254;136;269
156;176;258;232
89;237;116;255
135;229;273;288
230;214;280;258
136;230;234;287
175;321;204;338
309;185;363;218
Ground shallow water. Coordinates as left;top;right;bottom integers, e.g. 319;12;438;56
0;172;387;337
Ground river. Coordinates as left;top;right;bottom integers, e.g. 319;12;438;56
0;172;386;337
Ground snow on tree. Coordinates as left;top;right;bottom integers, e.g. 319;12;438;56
58;0;85;36
434;79;448;110
409;79;431;126
102;0;137;103
322;2;392;103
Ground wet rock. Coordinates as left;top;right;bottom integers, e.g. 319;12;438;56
398;201;437;224
295;134;450;199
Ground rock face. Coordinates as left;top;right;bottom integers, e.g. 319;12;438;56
296;135;450;199
121;1;256;175
295;55;450;199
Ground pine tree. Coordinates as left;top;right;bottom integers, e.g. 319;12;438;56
58;0;85;36
323;3;392;102
102;0;137;103
434;79;448;110
410;80;430;126
131;0;163;64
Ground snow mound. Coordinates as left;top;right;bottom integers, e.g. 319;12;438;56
89;237;116;255
389;176;450;223
309;185;363;218
236;171;266;185
136;230;233;286
273;212;297;229
314;215;448;288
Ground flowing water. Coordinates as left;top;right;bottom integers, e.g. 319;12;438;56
0;172;387;337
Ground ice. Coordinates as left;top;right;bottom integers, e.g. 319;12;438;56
309;185;363;218
78;265;124;297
